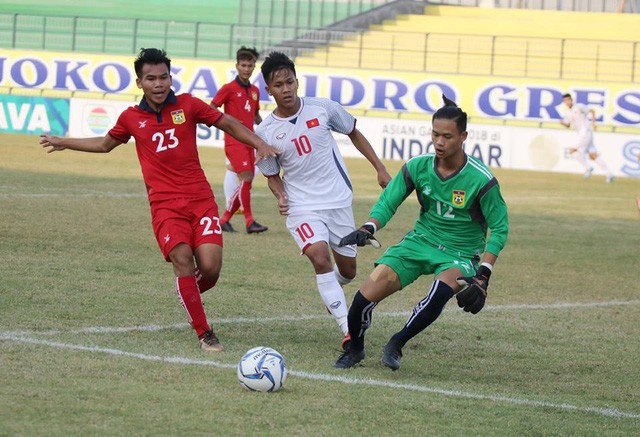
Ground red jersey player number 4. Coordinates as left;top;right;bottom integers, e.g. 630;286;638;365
210;46;269;235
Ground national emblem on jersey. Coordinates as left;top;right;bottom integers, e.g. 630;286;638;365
251;91;258;101
452;189;466;206
171;109;186;125
306;118;320;128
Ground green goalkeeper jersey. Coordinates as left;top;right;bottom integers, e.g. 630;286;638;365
370;153;509;259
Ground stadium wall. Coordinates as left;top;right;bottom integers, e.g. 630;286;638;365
2;94;638;180
1;49;638;178
2;49;639;129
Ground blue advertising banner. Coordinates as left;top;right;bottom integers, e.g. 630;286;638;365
0;95;69;135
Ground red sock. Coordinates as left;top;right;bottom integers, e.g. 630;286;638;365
176;275;211;337
195;268;218;294
240;180;254;226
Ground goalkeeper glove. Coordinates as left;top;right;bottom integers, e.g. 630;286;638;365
455;264;491;314
338;223;381;248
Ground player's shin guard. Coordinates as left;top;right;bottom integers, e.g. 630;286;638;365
316;272;349;335
390;280;453;347
176;275;211;337
594;156;612;175
333;263;353;286
347;290;377;351
223;170;239;209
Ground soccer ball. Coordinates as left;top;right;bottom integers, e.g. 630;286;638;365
237;346;287;392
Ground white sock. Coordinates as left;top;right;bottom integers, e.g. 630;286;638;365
593;156;612;177
575;151;591;171
316;272;348;335
333;263;352;286
223;170;239;209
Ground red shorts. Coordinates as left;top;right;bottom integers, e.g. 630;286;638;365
225;143;256;174
150;197;223;261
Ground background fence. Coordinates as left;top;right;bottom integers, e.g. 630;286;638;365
0;0;638;83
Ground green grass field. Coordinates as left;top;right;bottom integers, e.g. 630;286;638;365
1;132;639;436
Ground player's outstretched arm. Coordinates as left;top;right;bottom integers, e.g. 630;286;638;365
40;134;120;154
347;128;391;188
215;115;278;160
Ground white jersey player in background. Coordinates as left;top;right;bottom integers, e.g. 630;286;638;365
561;93;614;183
256;51;391;347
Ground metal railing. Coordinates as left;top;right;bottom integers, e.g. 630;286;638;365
238;0;396;28
0;0;397;59
1;9;638;83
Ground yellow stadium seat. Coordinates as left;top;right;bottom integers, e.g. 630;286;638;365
295;4;639;84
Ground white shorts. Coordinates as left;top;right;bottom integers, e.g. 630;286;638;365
575;132;597;154
285;207;357;258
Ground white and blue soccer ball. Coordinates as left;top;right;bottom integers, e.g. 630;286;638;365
237;346;287;392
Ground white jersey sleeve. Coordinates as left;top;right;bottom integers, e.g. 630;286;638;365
256;156;280;176
322;98;356;136
255;123;280;176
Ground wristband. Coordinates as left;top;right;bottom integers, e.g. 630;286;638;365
363;221;377;234
480;262;493;272
477;264;492;279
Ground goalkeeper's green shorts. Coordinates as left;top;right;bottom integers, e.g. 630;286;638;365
375;230;477;288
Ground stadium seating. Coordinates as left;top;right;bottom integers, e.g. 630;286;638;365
297;5;640;83
0;0;387;59
1;2;637;82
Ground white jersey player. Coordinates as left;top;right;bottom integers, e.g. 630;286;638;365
256;52;391;347
257;96;357;212
561;93;614;183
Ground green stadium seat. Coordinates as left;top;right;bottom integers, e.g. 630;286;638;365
105;19;136;36
44;33;73;51
75;34;105;53
105;35;135;54
14;31;44;49
16;15;44;31
0;13;15;29
0;31;11;47
166;39;197;58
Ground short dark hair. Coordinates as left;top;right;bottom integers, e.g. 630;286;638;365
433;94;467;133
134;48;171;79
237;46;259;63
562;93;572;99
260;51;296;84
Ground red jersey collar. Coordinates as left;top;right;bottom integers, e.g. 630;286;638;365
234;76;252;89
138;90;178;113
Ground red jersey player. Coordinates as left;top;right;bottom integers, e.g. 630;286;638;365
40;48;277;351
211;46;268;234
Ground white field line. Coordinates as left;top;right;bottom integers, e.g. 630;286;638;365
1;332;638;420
4;299;638;338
